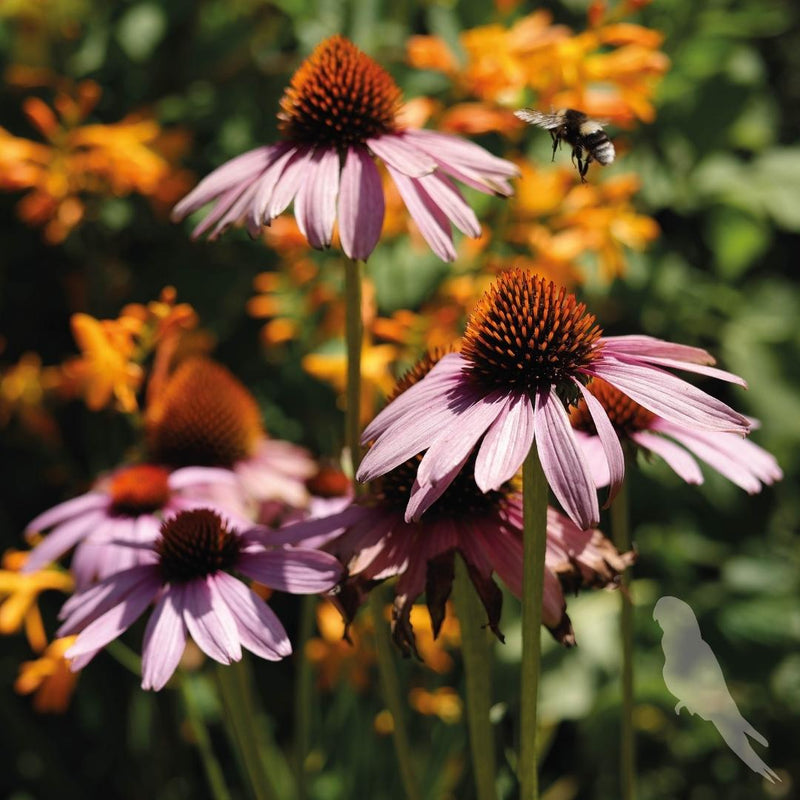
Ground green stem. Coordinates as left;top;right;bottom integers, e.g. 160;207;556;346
611;478;635;800
294;595;316;800
369;591;421;800
344;257;363;477
520;446;549;800
452;556;498;800
180;676;234;800
106;639;142;676
216;660;277;800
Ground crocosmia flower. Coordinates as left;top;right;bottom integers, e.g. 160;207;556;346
357;270;751;530
172;35;518;262
58;508;342;690
23;464;242;588
570;378;782;493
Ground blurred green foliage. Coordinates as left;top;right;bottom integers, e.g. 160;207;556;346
1;1;799;799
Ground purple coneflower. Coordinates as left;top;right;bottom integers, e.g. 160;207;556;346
58;508;342;690
569;378;782;492
357;271;751;530
171;35;518;262
146;357;316;521
276;449;632;653
23;464;243;588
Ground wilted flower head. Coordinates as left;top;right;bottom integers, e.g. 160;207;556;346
358;270;751;530
172;35;518;262
146;357;316;516
58;508;342;690
570;378;782;492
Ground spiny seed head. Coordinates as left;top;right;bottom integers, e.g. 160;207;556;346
278;35;402;149
462;270;603;394
157;509;242;583
146;357;264;468
570;378;655;435
108;465;171;516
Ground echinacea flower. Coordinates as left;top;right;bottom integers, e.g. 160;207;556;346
146;357;316;520
358;271;751;530
278;444;632;653
570;378;782;493
58;508;342;690
171;35;518;262
23;464;242;588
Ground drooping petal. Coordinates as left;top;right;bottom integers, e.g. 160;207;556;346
574;380;625;506
266;146;314;218
474;392;535;492
207;178;262;241
534;388;599;530
172;146;277;221
572;431;612;487
360;353;466;443
182;577;242;664
64;574;161;661
338;146;384;260
367;135;436;177
190;182;253;239
167;466;239;491
611;353;747;387
248;143;296;227
23;509;107;573
629;431;704;485
600;335;717;365
26;493;107;536
416;391;506;486
141;587;187;690
294;147;340;249
589;360;750;434
433;159;514;197
384;165;456;262
262;505;371;548
237;549;342;593
416;172;481;237
405;449;473;523
213;572;291;660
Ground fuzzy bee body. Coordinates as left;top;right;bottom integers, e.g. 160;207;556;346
514;108;615;181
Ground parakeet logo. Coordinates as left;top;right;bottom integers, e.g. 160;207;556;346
653;596;780;784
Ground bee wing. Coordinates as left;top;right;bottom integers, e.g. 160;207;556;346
514;108;562;130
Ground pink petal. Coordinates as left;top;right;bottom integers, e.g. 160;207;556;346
361;353;466;443
213;572;291;660
338;146;384;260
207;178;262;241
406;449;473;523
401;129;519;178
336;511;399;574
590;360;750;434
266;146;314;218
294;147;340;249
168;466;239;490
183;577;242;664
366;134;436;177
23;509;107;573
475;392;535;492
26;493;108;535
64;573;160;660
433;159;514;196
573;431;612;488
471;521;522;596
630;431;704;485
141;587;187;690
237;549;342;593
574;380;625;506
416;172;481;237
600;335;716;364
417;391;506;486
248;143;296;226
171;146;277;221
614;353;746;387
384;165;456;262
534;388;599;530
263;505;371;547
190;182;252;239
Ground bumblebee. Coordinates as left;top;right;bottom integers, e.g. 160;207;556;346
514;108;615;182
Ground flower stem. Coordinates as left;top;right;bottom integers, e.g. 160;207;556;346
344;257;363;477
216;660;278;800
106;639;143;676
294;595;316;800
369;591;421;800
180;675;234;800
452;556;498;800
520;446;548;800
611;477;635;800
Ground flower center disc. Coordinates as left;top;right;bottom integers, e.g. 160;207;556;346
278;35;402;149
108;465;171;516
146;357;264;468
157;509;242;583
570;378;655;434
462;270;603;394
